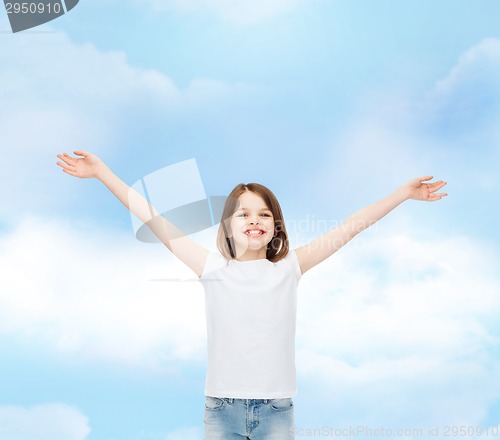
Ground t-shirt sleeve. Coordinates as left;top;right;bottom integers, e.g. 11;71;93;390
201;250;228;279
286;249;302;280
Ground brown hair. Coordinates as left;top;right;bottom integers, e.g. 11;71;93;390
216;183;289;262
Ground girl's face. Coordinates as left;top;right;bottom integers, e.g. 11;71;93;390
229;191;275;259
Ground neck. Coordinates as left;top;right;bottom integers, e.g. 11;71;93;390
234;247;267;262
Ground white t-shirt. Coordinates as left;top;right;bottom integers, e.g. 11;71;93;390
200;249;302;399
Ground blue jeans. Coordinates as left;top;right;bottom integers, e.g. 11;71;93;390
204;396;295;439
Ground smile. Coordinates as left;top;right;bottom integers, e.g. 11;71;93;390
245;230;264;236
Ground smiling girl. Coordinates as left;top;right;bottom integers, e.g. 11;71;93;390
56;150;447;439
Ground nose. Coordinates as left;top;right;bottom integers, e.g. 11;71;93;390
248;215;259;225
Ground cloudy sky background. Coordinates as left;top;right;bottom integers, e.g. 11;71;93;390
1;0;499;438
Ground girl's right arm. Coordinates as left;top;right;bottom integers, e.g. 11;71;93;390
56;150;209;278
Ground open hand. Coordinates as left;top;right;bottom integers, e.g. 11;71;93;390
56;150;105;179
403;176;448;201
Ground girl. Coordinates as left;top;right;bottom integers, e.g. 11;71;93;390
56;150;447;439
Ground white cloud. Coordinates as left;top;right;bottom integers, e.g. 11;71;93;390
0;27;256;153
433;37;500;100
0;31;177;130
136;0;308;26
0;215;216;369
420;37;500;141
294;226;500;428
0;403;90;440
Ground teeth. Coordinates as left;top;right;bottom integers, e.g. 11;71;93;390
246;230;263;235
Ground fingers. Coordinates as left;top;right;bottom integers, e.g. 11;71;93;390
417;175;433;182
57;162;77;175
59;166;78;177
57;152;77;166
428;180;447;192
63;167;78;176
427;192;448;201
73;150;90;157
56;153;79;177
56;159;76;171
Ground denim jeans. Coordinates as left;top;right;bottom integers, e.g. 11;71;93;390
204;396;295;439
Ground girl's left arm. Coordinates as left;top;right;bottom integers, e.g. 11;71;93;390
294;176;448;275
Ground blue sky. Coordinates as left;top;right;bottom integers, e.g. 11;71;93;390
1;1;499;439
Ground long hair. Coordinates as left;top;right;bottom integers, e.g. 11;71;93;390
216;183;289;262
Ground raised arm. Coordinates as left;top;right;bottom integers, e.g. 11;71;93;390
294;176;448;275
56;150;209;278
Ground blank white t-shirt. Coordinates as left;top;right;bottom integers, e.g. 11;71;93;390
200;249;302;399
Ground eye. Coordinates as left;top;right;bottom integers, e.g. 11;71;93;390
261;213;271;217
